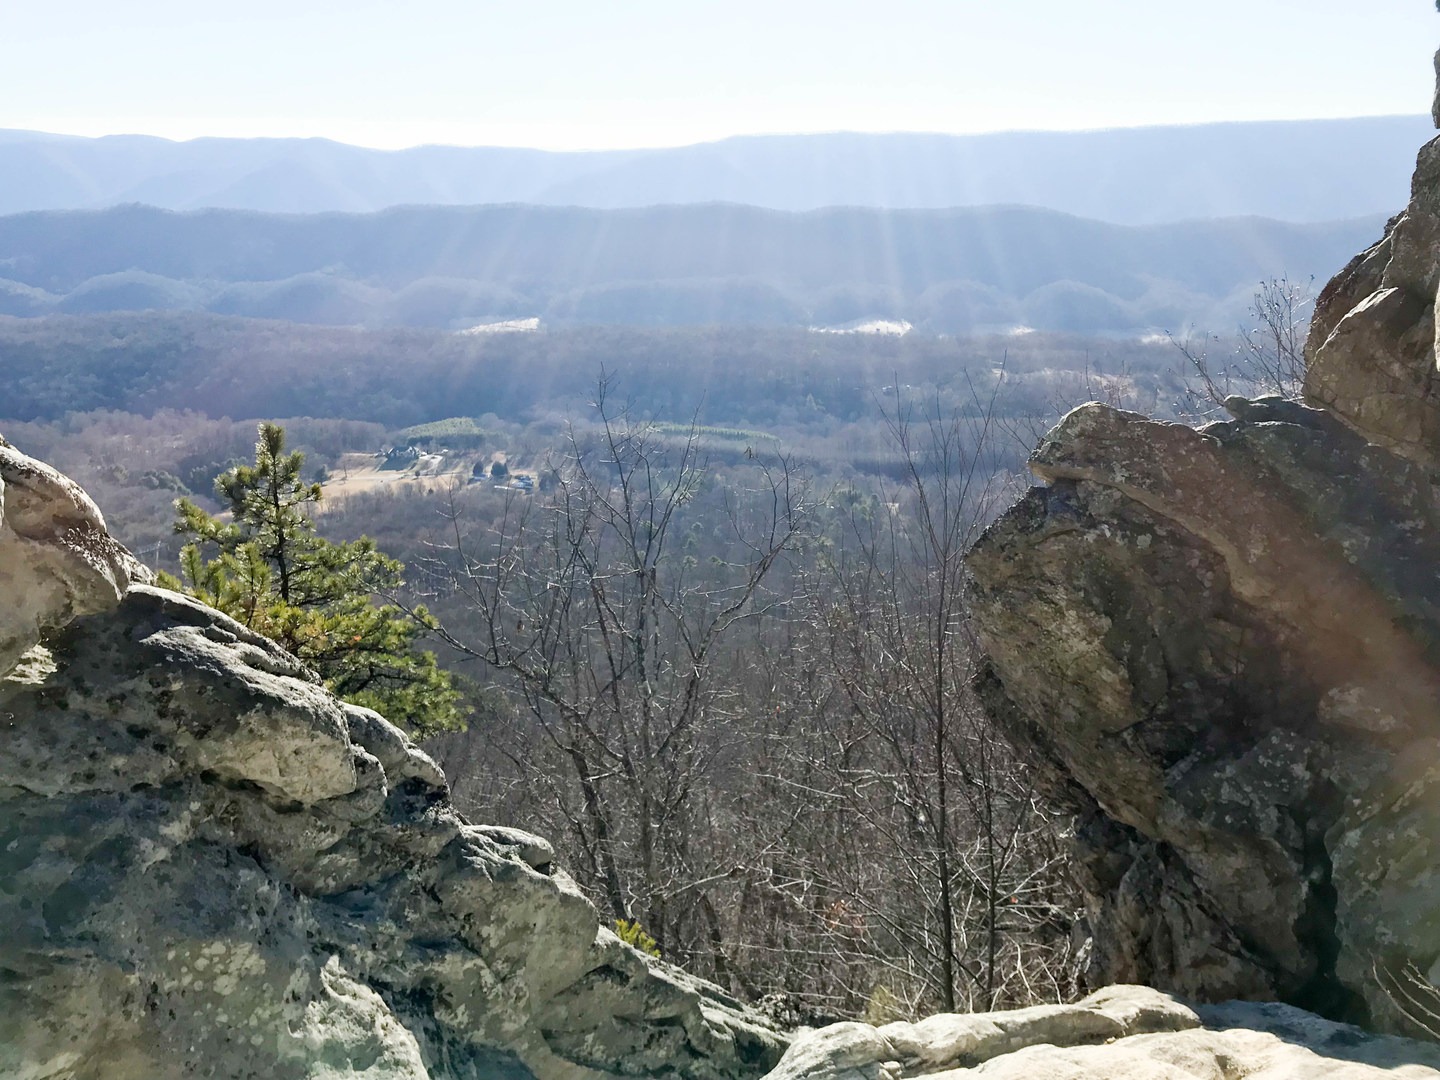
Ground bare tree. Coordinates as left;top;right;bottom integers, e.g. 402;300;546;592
1375;957;1440;1042
419;374;1080;1019
1171;275;1312;414
431;377;808;961
811;385;1074;1012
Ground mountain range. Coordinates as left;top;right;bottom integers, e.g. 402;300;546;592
0;202;1385;333
1;115;1432;225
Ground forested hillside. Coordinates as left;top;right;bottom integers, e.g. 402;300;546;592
13;0;1440;1073
0;106;1346;1030
0;202;1380;332
0;313;1186;430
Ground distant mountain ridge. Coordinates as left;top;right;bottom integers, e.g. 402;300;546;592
1;115;1432;224
0;202;1385;333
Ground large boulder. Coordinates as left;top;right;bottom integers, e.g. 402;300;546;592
0;452;784;1078
967;395;1440;1033
762;986;1440;1080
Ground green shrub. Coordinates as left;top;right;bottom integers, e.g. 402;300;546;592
614;918;660;958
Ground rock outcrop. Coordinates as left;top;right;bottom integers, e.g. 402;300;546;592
1308;48;1440;470
1305;147;1440;468
763;986;1440;1080
968;397;1440;1030
966;89;1440;1037
0;436;147;674
0;442;783;1078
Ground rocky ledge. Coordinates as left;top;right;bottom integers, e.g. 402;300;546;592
766;985;1440;1080
0;440;784;1079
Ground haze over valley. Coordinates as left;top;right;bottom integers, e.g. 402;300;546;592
0;199;1385;333
3;109;1425;334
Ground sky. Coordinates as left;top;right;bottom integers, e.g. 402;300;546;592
2;1;1436;151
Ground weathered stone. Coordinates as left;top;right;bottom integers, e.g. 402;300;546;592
1305;134;1440;469
0;454;785;1079
1433;46;1440;128
762;986;1440;1080
0;440;146;674
967;398;1440;1033
343;701;450;796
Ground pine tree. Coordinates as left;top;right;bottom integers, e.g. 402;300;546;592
165;422;464;736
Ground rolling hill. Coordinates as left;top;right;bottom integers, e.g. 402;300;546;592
0;202;1385;333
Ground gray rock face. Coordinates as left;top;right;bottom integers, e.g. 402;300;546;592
967;398;1440;1033
1304;126;1440;468
0;451;783;1078
763;986;1440;1080
0;438;147;674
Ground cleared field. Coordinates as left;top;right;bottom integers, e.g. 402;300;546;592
320;451;489;503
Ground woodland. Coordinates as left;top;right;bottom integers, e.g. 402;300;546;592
0;284;1302;1022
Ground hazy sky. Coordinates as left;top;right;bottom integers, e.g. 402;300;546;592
3;1;1436;150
